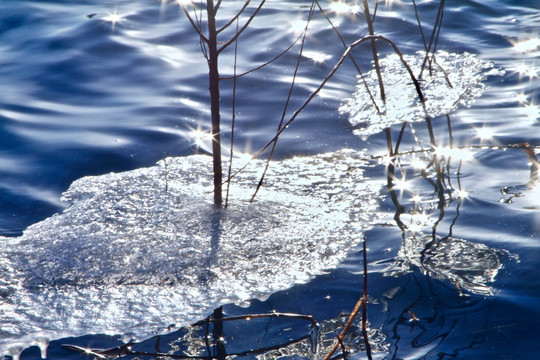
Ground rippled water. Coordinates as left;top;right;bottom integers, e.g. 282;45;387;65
0;0;539;359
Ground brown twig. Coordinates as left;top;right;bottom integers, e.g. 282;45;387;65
324;237;370;360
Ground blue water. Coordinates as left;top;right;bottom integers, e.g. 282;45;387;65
1;0;539;358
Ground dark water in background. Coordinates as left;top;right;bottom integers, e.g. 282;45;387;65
1;0;539;359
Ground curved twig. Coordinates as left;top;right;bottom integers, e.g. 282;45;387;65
218;0;266;54
217;0;251;34
220;32;303;80
249;1;316;203
221;34;427;188
314;0;382;116
179;1;209;43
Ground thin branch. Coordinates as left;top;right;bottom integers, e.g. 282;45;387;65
412;0;428;52
217;0;251;34
249;1;316;203
314;0;382;116
222;34;427;187
324;238;370;360
361;236;373;360
394;122;408;154
363;0;385;103
371;0;378;22
385;128;393;156
218;0;266;54
431;0;446;55
446;114;453;148
179;1;209;43
220;32;302;80
214;0;222;13
225;19;240;207
419;0;446;78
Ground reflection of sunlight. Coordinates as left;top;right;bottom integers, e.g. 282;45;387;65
178;97;210;114
287;17;308;36
383;0;403;7
510;37;540;53
379;154;393;166
474;125;497;142
454;189;470;200
434;146;475;162
187;125;213;149
104;10;125;30
328;0;360;14
408;155;427;170
302;50;332;64
523;103;540;123
407;211;433;233
510;63;539;81
514;91;530;105
393;171;411;196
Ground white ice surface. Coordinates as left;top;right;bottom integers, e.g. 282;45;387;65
340;51;504;138
0;149;381;358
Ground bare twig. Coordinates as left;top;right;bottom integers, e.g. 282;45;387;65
314;0;382;116
217;0;251;34
179;1;209;42
419;0;446;78
250;1;316;203
222;34;427;188
220;32;303;80
225;19;240;207
363;0;385;103
324;237;370;360
218;0;266;54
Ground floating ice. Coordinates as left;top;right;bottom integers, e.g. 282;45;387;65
340;51;505;138
0;149;381;358
380;233;506;296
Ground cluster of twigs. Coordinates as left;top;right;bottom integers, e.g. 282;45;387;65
173;0;539;358
63;311;319;359
178;0;454;210
172;0;451;359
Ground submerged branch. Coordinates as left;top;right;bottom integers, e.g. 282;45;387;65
324;237;370;360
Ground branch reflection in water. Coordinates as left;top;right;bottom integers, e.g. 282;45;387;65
380;146;514;296
89;145;533;360
369;144;530;358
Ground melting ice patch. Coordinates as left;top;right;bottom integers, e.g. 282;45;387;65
340;51;505;138
0;149;381;358
378;233;506;296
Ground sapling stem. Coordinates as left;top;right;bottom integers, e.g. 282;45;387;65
206;0;223;207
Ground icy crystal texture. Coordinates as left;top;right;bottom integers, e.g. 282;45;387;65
0;149;381;357
380;233;506;296
340;51;505;138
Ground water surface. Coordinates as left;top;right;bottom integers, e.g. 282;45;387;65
0;0;539;359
